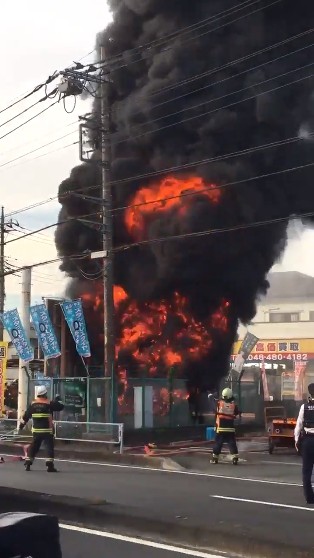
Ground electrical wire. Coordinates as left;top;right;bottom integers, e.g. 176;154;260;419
0;119;78;159
0;100;59;144
0;141;79;173
128;33;314;118
113;160;314;214
114;69;314;145
0;89;58;131
0;131;77;169
95;0;282;73
114;210;314;253
5;127;313;218
4;211;102;245
0;72;58;116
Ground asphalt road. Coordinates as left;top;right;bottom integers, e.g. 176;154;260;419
60;525;225;558
0;451;312;554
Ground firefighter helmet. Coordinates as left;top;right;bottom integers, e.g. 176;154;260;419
222;387;233;400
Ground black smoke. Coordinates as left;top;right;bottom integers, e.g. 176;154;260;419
55;0;314;389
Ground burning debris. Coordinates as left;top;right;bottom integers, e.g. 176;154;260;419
55;0;314;402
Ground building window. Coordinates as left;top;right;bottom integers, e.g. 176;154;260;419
269;312;299;323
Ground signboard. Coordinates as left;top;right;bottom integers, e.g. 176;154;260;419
0;341;8;417
238;332;259;359
63;379;86;410
231;338;314;362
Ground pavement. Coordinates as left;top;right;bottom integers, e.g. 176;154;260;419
0;448;312;557
60;524;227;558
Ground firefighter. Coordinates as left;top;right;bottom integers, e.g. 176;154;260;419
212;387;239;465
19;386;64;472
294;383;314;504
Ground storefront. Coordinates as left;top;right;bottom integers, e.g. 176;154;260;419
231;338;314;402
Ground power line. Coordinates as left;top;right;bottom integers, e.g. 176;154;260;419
0;141;79;174
0;100;59;144
128;35;314;119
5;128;313;219
0;119;78;159
0;89;58;132
0;72;58;116
114;160;314;216
0;130;77;169
95;0;282;75
114;210;314;253
114;68;314;145
5;211;102;245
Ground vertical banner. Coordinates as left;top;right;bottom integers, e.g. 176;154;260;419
260;362;270;401
0;309;33;361
30;304;61;359
294;361;307;401
0;341;8;417
232;332;259;375
60;299;91;358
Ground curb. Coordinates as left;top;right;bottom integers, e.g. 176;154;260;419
0;487;312;558
0;441;183;471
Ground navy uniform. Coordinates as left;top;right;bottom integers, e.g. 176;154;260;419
295;383;314;504
19;385;64;472
212;387;239;465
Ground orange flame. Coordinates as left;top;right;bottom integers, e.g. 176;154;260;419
125;175;220;240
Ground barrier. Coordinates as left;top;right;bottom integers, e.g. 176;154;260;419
54;421;124;454
0;418;124;454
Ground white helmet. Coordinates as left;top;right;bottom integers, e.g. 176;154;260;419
37;385;47;397
222;387;233;400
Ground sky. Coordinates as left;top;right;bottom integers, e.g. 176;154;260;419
1;0;314;315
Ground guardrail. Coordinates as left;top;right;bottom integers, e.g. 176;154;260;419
54;421;124;453
0;418;124;454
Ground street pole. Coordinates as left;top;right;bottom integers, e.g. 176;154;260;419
100;45;114;423
17;267;32;421
0;207;5;341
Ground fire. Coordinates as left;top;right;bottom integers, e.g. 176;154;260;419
80;174;229;413
125;175;220;240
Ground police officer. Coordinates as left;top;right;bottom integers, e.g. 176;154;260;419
294;383;314;504
212;387;239;465
19;386;64;472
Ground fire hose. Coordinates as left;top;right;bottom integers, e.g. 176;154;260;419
0;429;29;463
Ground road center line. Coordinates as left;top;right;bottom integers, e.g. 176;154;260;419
59;523;227;557
0;453;302;487
211;495;314;512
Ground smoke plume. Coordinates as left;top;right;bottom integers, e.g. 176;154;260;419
55;0;314;393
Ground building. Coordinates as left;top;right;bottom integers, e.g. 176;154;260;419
233;271;314;404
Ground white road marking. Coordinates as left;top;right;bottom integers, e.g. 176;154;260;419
211;495;314;511
0;453;302;487
59;523;227;557
260;460;301;466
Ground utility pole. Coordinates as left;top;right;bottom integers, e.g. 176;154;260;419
17;267;32;422
100;45;114;423
0;207;5;341
59;55;115;422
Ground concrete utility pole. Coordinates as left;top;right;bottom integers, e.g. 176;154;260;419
59;54;115;422
17;267;32;421
100;45;114;423
0;207;5;341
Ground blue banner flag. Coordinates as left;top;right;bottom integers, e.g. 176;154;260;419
0;308;34;362
30;304;61;359
60;299;91;358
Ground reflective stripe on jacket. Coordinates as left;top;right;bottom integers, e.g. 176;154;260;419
216;400;237;433
23;397;54;433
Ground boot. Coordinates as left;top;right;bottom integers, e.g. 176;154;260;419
212;454;219;464
232;456;239;465
24;461;31;472
46;461;58;473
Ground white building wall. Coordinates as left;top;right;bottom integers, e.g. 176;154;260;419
238;299;314;340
